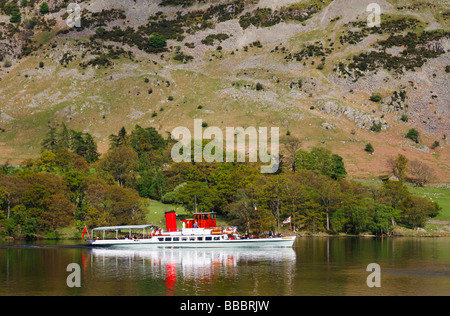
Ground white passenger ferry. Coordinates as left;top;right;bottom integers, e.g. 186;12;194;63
86;211;296;248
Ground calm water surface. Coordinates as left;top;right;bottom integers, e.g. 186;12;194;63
0;237;449;296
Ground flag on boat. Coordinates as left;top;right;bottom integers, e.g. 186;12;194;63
283;217;291;224
82;225;88;238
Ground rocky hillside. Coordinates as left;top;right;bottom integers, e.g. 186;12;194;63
0;0;449;181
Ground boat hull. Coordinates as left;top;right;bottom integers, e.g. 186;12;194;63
87;236;296;248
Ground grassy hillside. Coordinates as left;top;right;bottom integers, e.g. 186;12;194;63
0;0;448;182
409;186;450;220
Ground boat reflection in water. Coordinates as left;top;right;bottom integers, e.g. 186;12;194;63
88;247;296;295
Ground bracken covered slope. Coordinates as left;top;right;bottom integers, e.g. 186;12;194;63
0;0;448;181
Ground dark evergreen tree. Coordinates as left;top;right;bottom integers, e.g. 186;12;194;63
109;127;128;149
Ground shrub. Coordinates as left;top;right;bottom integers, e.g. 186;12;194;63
431;141;440;149
400;114;408;122
95;27;106;38
4;1;19;15
10;11;21;23
370;122;382;132
365;143;374;154
406;128;419;143
370;92;382;102
40;2;49;14
201;33;229;46
148;33;167;48
255;82;263;91
39;61;44;68
173;52;193;63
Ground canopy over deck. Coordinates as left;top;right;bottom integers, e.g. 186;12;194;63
92;225;159;231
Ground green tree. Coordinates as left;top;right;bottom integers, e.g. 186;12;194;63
129;125;167;155
137;170;166;200
406;128;419;143
149;33;167;48
351;204;372;234
309;173;341;231
104;186;146;225
22;183;50;212
63;170;87;218
109;127;128;149
98;145;138;187
399;195;433;228
295;150;318;171
255;175;287;229
41;123;59;152
365;143;374;154
329;154;347;180
279;173;312;232
295;147;346;180
40;194;75;234
54;148;75;172
58;122;71;149
4;1;19;15
69;131;100;163
225;188;256;234
39;2;49;14
378;180;411;211
370;92;382;102
174;181;220;213
0;185;8;217
387;154;409;181
9;11;21;23
37;150;56;172
208;163;259;207
368;203;399;235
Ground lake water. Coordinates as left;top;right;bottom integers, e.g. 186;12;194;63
1;237;449;296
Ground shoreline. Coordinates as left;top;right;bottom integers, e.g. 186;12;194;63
3;230;450;242
3;219;450;241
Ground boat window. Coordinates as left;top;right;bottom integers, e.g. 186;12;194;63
173;237;179;241
158;237;164;242
202;214;209;219
197;237;203;241
214;237;220;241
211;214;216;219
182;237;187;241
205;237;212;241
189;237;195;241
165;237;172;242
